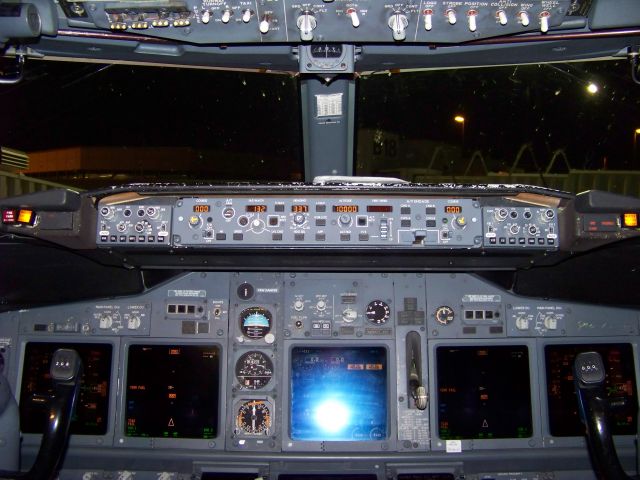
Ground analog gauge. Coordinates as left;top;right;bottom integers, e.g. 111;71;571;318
435;306;455;325
235;351;274;390
366;300;391;325
239;307;273;339
310;44;343;58
236;400;272;435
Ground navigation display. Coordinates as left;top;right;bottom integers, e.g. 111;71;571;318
436;345;533;439
20;342;112;435
125;344;220;439
290;346;387;441
545;343;638;437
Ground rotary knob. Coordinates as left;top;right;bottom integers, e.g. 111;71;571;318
388;12;408;41
297;11;317;41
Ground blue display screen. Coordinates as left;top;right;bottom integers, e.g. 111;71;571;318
290;346;387;441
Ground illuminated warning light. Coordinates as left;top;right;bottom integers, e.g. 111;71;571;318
2;209;17;224
169;348;181;355
622;213;639;228
17;209;36;225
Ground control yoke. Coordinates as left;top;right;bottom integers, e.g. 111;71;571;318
573;351;637;480
0;348;83;480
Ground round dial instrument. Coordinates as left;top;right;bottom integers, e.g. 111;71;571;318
366;300;391;325
435;306;455;325
239;307;273;339
236;400;272;435
235;351;274;390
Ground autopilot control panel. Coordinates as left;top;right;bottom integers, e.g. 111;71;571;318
94;193;560;250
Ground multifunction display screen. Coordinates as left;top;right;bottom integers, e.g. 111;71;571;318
437;345;533;439
20;342;112;435
290;346;387;441
545;343;638;437
125;344;220;439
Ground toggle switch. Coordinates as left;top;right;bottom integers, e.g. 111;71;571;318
346;8;360;28
446;9;457;25
423;9;433;31
467;9;477;32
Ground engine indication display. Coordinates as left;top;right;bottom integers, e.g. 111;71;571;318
235;400;272;435
240;307;273;339
235;351;274;390
436;345;533;440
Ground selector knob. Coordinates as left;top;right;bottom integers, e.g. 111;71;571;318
515;314;529;330
497;10;507;26
242;9;251;23
293;213;306;225
189;215;201;228
467;10;477;32
99;314;113;330
339;214;351;226
297;11;317;41
259;16;270;34
316;300;326;311
221;9;232;24
293;300;304;311
346;8;360;28
128;315;141;330
388;12;408;41
423;9;433;31
519;11;530;27
544;313;558;330
342;308;357;322
539;11;550;33
454;216;467;228
446;9;457;25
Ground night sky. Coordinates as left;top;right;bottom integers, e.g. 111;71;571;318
2;58;640;183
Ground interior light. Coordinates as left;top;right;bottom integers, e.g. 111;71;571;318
454;115;465;123
17;209;36;225
622;213;639;228
586;83;598;94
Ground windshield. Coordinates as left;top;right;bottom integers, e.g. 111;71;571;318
356;59;640;196
2;58;640;196
1;61;302;189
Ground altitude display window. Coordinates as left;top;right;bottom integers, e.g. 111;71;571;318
290;346;387;441
125;344;220;439
436;345;533;440
20;342;112;435
545;343;638;437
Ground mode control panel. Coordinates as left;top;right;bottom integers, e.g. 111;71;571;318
171;196;482;248
483;206;558;248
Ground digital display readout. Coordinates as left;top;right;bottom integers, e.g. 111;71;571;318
437;345;533;440
292;205;309;213
246;205;267;213
125;344;220;439
444;206;462;214
20;342;112;435
290;346;387;441
193;205;210;213
366;206;393;213
333;205;359;213
545;343;638;437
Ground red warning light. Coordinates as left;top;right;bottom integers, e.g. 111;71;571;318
2;209;17;224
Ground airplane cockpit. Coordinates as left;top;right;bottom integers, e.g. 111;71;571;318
1;1;640;479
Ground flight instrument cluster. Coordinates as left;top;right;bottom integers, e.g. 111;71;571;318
2;271;638;479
